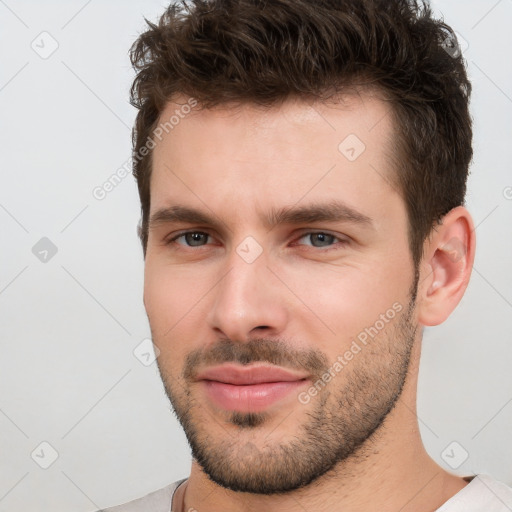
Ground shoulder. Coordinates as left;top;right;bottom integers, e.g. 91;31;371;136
437;474;512;511
96;478;187;512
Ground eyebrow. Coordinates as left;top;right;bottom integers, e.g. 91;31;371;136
266;201;374;229
148;201;374;231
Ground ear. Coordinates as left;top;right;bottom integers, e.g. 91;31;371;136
417;206;476;326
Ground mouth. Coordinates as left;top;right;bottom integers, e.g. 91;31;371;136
199;379;309;412
195;363;310;412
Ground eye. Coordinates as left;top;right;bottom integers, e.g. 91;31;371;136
166;231;212;247
294;231;347;249
164;230;347;251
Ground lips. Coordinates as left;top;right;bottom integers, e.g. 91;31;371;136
194;363;309;385
195;363;310;412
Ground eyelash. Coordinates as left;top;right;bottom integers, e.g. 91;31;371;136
164;230;349;251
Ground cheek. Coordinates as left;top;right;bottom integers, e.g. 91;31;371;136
143;261;212;355
279;258;410;344
144;262;170;323
144;260;201;319
143;263;189;349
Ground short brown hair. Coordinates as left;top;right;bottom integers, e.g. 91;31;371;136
129;0;472;269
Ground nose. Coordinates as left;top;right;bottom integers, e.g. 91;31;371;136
206;246;288;342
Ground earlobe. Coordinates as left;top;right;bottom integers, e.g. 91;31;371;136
417;206;476;327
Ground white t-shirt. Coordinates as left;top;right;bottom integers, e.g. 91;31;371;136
98;474;512;512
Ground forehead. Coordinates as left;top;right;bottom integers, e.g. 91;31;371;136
149;92;401;227
154;91;394;157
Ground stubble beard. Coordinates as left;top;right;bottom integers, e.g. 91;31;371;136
155;283;418;494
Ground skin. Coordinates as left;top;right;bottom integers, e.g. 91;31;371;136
143;92;476;512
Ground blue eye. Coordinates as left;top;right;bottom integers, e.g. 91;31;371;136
167;231;211;247
165;230;347;251
296;232;345;248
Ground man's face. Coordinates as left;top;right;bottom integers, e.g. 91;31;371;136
144;93;420;493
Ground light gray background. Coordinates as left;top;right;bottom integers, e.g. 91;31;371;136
0;1;511;510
